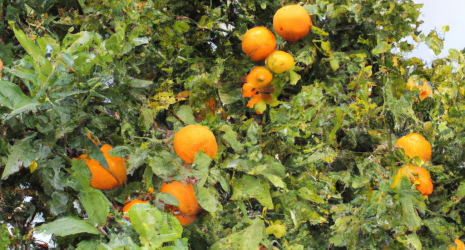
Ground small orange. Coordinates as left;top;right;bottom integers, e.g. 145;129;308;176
175;214;197;226
148;187;154;194
265;51;295;74
419;79;432;101
273;5;312;42
242;27;277;61
174;124;218;163
123;199;148;213
77;133;127;190
160;181;201;215
246;66;273;89
396;133;432;162
391;166;433;197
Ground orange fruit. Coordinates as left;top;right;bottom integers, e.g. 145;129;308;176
175;214;197;226
273;5;312;42
246;66;273;89
391;166;433;197
396;133;432;162
242;27;277;61
419;79;432;101
160;181;201;215
174;124;218;163
76;133;127;190
265;51;295;74
456;239;465;250
123;199;148;213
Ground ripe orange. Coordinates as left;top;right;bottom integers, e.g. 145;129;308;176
273;5;312;42
175;214;197;226
174;124;218;163
242;27;277;61
455;239;465;250
391;166;433;197
265;51;295;74
246;66;273;89
76;133;127;190
123;199;148;213
396;133;432;162
160;181;201;216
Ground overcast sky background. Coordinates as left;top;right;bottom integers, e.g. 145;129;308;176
407;0;465;63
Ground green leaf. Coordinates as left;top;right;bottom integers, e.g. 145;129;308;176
129;203;183;248
218;88;241;104
130;78;154;88
210;218;266;250
176;106;195;125
230;175;274;209
297;187;324;203
196;186;218;213
63;31;95;55
372;41;392;55
406;233;422;250
289;71;301;85
311;26;328;36
0;81;39;114
1;135;36;180
79;189;110;225
36;217;100;236
424;30;443;55
11;22;52;76
266;224;286;238
174;21;190;34
217;125;243;153
400;194;422;231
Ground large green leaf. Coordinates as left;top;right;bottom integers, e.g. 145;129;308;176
210;218;266;250
36;217;101;236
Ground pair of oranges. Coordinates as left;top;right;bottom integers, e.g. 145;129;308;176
241;5;312;112
123;181;201;226
391;133;433;197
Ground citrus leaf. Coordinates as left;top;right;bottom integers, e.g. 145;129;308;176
196;186;218;213
210;218;266;250
36;217;100;236
230;175;273;209
129;203;183;248
79;188;110;226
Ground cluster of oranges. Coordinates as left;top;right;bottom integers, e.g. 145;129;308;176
77;125;216;226
241;5;312;113
391;133;433;197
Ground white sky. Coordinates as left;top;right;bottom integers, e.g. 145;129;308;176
408;0;465;62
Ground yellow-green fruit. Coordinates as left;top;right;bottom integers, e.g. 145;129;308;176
265;51;295;74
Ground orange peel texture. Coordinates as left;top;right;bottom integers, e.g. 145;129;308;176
265;50;295;74
160;181;202;216
77;133;127;190
123;199;148;213
242;27;277;61
246;66;273;89
273;5;312;42
174;124;218;163
175;214;197;226
396;133;432;162
391;166;433;197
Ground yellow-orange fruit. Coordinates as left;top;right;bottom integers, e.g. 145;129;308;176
455;239;465;250
175;214;197;226
273;5;312;42
419;79;432;101
246;66;273;89
123;199;148;213
396;133;432;162
174;124;218;163
391;166;433;197
160;181;201;215
265;51;295;74
77;133;127;190
242;27;277;61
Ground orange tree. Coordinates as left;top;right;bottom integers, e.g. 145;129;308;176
1;0;465;249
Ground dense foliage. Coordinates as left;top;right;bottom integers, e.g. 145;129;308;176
1;0;465;249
